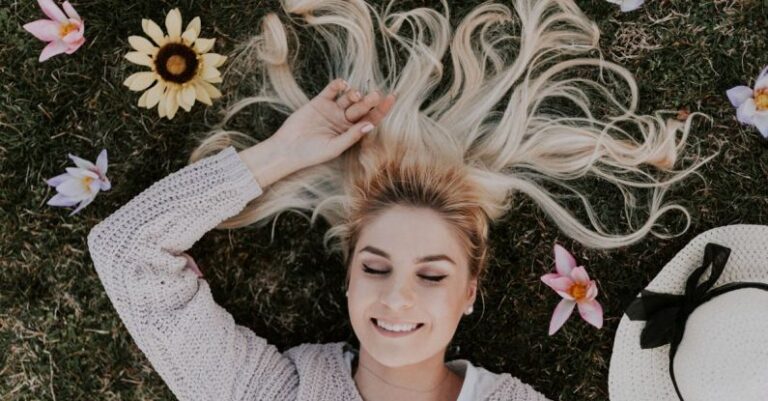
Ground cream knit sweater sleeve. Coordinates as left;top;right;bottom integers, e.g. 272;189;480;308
87;146;299;401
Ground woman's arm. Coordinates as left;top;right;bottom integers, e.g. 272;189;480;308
87;79;395;401
87;144;298;401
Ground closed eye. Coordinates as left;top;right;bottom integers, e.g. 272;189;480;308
363;265;388;275
362;264;447;283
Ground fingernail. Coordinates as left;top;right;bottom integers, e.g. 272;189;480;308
361;123;374;133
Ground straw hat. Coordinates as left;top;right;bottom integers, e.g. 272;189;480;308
608;225;768;401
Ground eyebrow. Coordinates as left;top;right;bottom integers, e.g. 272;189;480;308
358;245;456;266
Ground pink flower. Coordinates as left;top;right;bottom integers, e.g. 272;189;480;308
727;66;768;139
23;0;85;62
540;244;603;335
45;149;110;216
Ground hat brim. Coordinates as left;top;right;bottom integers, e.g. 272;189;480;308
608;224;768;401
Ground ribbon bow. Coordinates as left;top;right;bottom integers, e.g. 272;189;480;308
625;242;731;350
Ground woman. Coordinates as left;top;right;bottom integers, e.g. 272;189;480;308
88;0;709;400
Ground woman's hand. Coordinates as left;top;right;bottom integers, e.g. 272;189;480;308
239;79;396;188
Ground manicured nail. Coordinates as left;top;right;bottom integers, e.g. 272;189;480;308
361;123;374;133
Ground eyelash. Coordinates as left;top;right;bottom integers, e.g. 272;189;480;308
362;264;448;283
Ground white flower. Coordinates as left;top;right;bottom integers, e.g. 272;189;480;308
45;149;110;216
606;0;645;12
727;66;768;139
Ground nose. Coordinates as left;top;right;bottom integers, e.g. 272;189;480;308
379;277;416;311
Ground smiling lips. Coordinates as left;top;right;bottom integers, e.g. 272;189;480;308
371;318;425;337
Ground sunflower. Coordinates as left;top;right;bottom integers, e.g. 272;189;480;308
123;8;226;119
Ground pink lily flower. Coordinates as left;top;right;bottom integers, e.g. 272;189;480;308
727;66;768;139
45;149;110;216
540;244;603;335
23;0;85;62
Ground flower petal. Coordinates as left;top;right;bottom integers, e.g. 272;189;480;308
165;8;182;40
65;167;98;178
61;1;81;20
194;37;215;53
554;243;577;275
144;81;165;109
570;266;591;284
201;65;221;81
128;35;157;55
62;26;84;45
69;194;96;216
142;18;166;46
157;95;167;118
165;88;179;119
46;173;71;187
726;86;753;108
620;0;644;12
100;179;111;191
37;0;67;22
577;300;603;329
124;51;153;67
55;178;90;198
23;19;61;41
124;71;156;91
199;80;221;99
179;85;196;111
201;53;226;68
193;81;212;105
181;16;200;44
752;112;768;139
63;36;84;53
95;149;108;175
39;40;68;62
737;98;757;125
548;299;575;335
67;153;96;170
47;193;80;207
585;281;598;300
541;273;575;299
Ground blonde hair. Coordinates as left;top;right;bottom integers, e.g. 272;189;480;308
189;0;714;275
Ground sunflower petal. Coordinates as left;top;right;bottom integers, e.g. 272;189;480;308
124;71;156;91
128;35;157;55
201;53;226;68
182;16;201;45
144;81;165;108
142;19;166;46
166;88;179;119
200;80;222;99
124;51;153;67
201;65;221;80
194;38;215;53
157;95;167;118
165;8;182;41
138;90;149;108
194;82;212;105
179;85;196;111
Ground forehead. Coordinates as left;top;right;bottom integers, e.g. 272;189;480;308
356;205;466;264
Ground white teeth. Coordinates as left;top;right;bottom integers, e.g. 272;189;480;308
375;319;419;332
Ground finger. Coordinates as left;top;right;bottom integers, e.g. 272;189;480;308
361;93;396;126
318;78;349;101
331;120;375;156
345;91;381;122
336;89;362;110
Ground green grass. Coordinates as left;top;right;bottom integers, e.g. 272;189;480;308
2;0;768;399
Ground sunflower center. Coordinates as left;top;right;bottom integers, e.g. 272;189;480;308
756;88;768;111
154;43;199;84
569;284;587;301
60;22;78;37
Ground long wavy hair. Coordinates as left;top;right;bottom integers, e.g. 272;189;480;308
189;0;713;281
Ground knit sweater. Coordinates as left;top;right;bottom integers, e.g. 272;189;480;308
86;145;552;401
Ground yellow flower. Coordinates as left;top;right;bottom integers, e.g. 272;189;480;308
123;8;226;119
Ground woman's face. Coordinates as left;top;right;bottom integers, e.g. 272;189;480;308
347;205;477;367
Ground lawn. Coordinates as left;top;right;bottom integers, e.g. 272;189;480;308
2;0;767;400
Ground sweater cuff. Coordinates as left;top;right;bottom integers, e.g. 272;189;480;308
209;145;264;204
